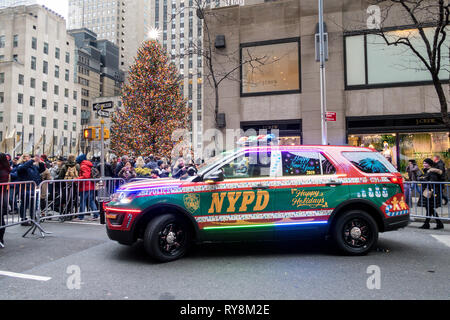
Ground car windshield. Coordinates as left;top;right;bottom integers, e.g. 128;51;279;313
197;150;237;176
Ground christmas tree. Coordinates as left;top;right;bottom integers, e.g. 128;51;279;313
110;40;188;158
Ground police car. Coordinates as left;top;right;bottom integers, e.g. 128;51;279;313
106;143;409;262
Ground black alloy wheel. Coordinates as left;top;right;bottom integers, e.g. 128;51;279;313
144;213;190;262
332;210;378;256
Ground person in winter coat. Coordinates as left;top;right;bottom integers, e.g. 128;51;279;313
10;154;41;224
172;158;187;179
76;155;98;221
433;155;448;205
144;155;157;170
39;165;52;213
55;155;80;217
405;159;422;204
49;157;64;180
418;158;444;230
135;156;145;169
118;161;137;182
0;153;11;247
58;154;80;180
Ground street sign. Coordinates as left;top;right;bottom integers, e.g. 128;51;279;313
326;112;336;122
97;110;110;118
93;101;114;111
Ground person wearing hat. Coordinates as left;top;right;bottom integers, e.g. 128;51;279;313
417;158;444;230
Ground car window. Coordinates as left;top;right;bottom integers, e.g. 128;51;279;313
282;151;322;176
320;153;337;174
342;151;397;173
221;151;271;179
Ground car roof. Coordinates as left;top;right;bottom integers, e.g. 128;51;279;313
239;145;374;153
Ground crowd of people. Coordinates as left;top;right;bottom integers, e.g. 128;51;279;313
0;152;201;246
405;155;447;230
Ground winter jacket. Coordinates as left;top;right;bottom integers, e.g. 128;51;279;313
40;169;52;199
58;161;80;180
78;160;96;192
417;167;442;208
434;160;446;181
11;160;41;185
0;166;11;184
172;165;187;179
118;166;136;182
406;164;422;181
144;161;158;170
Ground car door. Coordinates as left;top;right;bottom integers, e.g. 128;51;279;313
273;150;347;239
198;150;276;240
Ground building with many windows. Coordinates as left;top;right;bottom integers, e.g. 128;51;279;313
68;28;123;155
0;4;81;156
0;0;36;9
68;0;152;71
203;0;450;172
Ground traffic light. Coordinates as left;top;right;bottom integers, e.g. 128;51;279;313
103;128;110;140
83;128;94;140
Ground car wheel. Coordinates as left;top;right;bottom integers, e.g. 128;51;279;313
143;213;190;262
332;210;378;256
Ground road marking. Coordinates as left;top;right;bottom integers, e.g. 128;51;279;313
431;235;450;248
0;271;52;282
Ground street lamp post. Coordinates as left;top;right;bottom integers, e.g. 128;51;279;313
318;0;328;145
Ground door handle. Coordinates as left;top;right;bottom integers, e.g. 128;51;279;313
252;185;269;190
325;180;342;186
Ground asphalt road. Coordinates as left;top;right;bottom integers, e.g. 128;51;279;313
0;220;449;300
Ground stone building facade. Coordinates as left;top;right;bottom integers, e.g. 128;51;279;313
0;4;81;156
202;0;450;171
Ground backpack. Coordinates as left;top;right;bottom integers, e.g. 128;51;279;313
90;166;101;179
64;166;78;180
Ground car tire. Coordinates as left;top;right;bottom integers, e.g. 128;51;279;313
143;213;190;262
332;210;378;256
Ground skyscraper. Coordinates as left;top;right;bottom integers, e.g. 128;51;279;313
0;4;80;156
0;0;36;9
68;0;152;71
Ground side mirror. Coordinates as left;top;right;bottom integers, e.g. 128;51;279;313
204;169;225;183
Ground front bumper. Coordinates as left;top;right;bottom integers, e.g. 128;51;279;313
106;228;135;245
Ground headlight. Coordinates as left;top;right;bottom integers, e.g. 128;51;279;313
111;191;138;204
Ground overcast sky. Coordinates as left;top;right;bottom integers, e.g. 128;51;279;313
37;0;68;21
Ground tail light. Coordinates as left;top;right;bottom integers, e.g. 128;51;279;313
390;176;404;194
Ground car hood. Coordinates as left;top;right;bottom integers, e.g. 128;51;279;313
118;178;187;193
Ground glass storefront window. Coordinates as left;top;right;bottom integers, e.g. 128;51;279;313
348;132;449;173
241;39;300;95
345;27;450;88
279;136;301;146
399;132;449;172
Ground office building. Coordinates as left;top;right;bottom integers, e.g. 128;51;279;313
0;4;81;156
68;0;152;70
203;0;450;171
68;28;124;154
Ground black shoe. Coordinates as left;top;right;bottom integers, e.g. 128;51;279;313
20;222;31;226
419;224;430;229
434;223;444;230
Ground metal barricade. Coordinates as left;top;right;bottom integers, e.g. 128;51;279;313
37;178;125;225
0;181;48;239
404;181;449;222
